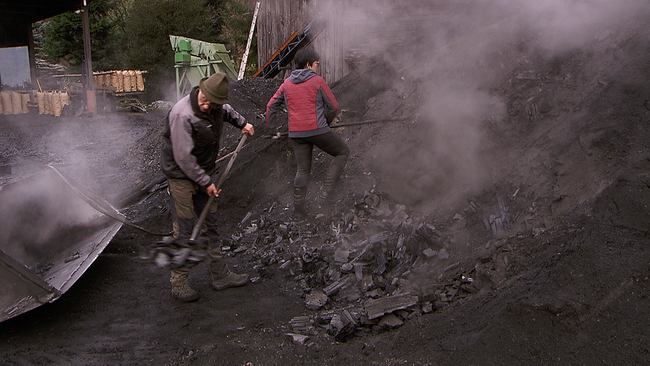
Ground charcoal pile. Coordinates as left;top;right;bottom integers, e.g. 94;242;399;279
224;189;500;343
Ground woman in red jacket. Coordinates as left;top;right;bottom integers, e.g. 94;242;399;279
266;48;349;219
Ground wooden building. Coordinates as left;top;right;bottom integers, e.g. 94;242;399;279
257;0;361;84
256;0;446;84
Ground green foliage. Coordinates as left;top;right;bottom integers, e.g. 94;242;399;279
40;0;123;71
122;0;222;100
38;0;258;100
219;0;259;77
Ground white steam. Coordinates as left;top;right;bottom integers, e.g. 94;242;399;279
310;0;649;213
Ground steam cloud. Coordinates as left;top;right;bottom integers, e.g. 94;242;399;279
310;0;650;214
0;116;140;267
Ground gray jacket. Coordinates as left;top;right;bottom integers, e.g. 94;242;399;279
161;86;246;187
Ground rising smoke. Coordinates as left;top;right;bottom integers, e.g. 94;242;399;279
0;168;102;267
0;116;138;268
310;0;649;214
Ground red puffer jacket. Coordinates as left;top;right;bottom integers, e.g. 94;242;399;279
266;68;338;138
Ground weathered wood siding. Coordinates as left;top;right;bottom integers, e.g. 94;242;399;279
257;0;355;84
257;1;447;84
308;0;354;84
257;0;309;80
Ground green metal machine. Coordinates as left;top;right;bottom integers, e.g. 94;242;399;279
170;35;238;101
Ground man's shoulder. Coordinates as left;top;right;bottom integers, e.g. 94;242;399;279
169;96;194;118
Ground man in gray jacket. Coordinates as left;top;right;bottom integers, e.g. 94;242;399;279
161;73;254;302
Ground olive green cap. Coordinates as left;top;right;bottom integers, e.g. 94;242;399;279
199;73;229;104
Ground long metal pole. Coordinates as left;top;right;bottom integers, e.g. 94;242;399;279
238;1;260;80
265;118;413;138
82;0;96;116
190;134;248;242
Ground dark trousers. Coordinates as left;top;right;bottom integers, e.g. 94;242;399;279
290;131;349;188
167;178;218;242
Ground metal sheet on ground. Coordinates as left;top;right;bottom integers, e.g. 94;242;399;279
0;169;122;323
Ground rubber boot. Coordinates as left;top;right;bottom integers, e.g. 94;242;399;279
319;164;345;202
208;246;249;291
293;186;307;220
170;268;199;302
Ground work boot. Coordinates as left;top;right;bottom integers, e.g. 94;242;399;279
319;164;345;202
170;269;199;302
210;259;249;291
171;284;199;302
293;186;308;220
212;272;250;290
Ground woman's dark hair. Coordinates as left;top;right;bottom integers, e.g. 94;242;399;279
294;48;319;69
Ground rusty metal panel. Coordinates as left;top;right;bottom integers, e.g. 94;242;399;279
0;168;122;323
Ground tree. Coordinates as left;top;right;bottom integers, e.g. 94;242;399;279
218;0;259;77
38;0;257;101
123;0;257;100
122;0;222;100
40;0;123;71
